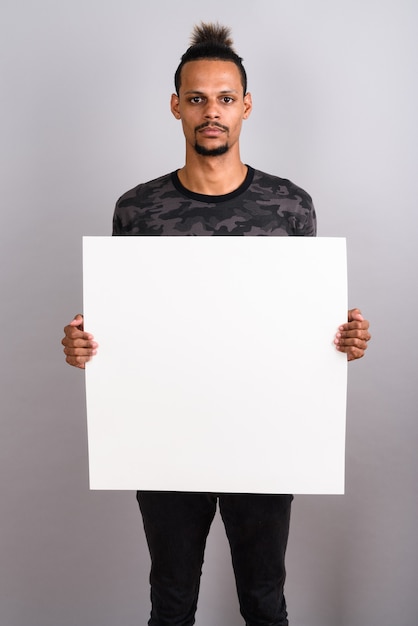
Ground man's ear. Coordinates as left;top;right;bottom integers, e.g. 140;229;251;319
243;92;253;119
171;93;181;119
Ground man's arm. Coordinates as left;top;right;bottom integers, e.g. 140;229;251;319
334;308;371;361
61;314;98;369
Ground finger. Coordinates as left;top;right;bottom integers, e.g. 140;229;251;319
336;337;369;350
336;345;367;361
62;325;95;341
347;346;366;361
61;336;97;351
62;341;98;354
348;308;364;323
65;354;92;369
62;331;97;346
63;348;97;367
337;329;371;342
339;319;369;332
63;315;88;336
69;314;84;329
338;327;370;343
335;331;369;347
335;343;369;365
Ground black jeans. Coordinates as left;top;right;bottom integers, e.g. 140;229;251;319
137;491;293;626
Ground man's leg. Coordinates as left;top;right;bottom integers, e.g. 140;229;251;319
219;493;293;626
137;491;217;626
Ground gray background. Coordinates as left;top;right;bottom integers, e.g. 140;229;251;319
1;1;417;625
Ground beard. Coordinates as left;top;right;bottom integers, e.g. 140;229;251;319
193;122;230;157
193;142;229;157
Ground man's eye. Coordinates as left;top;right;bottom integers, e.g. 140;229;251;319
190;97;203;104
222;97;234;103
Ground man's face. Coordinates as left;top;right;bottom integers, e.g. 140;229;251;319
171;59;252;157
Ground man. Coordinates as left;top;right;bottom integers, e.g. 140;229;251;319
62;23;371;626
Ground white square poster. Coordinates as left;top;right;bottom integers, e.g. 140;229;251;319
83;236;347;494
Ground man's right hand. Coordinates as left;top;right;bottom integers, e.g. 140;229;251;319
61;314;98;369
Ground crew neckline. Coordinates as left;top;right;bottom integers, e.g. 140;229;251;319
171;166;254;203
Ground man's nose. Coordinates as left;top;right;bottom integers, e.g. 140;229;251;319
203;99;220;119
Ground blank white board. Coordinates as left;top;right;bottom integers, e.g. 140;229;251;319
83;236;347;493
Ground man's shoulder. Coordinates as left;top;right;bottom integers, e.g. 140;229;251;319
251;168;313;202
116;172;175;208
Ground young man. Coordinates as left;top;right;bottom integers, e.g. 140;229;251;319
62;23;371;626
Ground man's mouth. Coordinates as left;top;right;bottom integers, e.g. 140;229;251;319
195;122;229;135
199;127;224;137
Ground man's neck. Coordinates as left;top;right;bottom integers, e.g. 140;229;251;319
177;153;248;196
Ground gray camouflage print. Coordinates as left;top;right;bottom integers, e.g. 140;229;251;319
112;167;316;237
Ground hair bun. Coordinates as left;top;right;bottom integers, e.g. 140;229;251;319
190;22;235;50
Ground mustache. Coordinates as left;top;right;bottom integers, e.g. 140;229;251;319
194;121;229;132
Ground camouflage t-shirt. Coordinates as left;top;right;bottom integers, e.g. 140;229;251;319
112;166;316;237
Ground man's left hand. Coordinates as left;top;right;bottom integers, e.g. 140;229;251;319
334;308;371;361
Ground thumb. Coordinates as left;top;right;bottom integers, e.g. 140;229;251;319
348;308;364;322
70;314;84;330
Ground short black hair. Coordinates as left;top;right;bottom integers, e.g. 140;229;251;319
174;22;247;95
